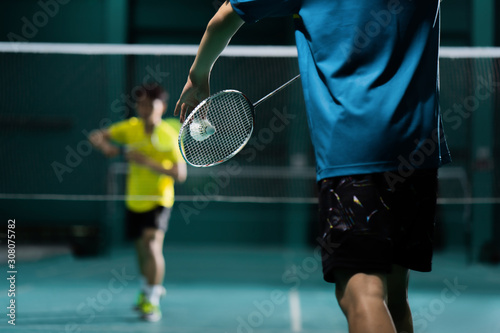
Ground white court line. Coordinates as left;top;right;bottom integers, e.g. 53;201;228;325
289;289;302;332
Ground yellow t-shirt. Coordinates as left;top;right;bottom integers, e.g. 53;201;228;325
108;117;182;212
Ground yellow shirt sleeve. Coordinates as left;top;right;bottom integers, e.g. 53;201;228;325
108;118;138;145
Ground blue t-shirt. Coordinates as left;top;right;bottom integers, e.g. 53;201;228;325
230;0;451;181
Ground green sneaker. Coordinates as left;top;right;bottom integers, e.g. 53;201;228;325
133;291;146;311
139;301;162;322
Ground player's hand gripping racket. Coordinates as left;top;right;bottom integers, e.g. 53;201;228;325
178;75;300;167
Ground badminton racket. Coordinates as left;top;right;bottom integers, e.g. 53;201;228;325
178;74;300;167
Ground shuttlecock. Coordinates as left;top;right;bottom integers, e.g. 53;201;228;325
190;119;216;142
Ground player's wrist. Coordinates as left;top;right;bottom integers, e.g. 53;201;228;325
102;143;119;157
188;67;209;85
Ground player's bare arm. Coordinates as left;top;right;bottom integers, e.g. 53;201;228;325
174;1;244;122
126;151;187;182
89;129;120;158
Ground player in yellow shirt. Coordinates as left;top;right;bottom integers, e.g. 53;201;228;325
89;83;186;322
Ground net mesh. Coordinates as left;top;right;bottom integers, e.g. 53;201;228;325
179;90;254;167
0;44;499;206
0;44;311;203
1;44;500;258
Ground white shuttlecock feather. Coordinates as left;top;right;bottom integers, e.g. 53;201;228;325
189;119;216;142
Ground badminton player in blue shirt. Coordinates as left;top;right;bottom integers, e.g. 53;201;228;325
175;1;451;332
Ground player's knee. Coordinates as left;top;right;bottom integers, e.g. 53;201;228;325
140;233;154;245
140;230;163;255
339;289;385;312
339;294;386;321
336;273;387;315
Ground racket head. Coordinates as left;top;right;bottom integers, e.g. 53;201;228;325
178;89;255;167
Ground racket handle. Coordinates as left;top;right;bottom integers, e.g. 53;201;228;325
254;74;301;108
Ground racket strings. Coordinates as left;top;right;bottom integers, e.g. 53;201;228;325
179;91;254;166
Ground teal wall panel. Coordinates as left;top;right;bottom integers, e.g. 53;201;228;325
2;1;480;46
3;0;108;43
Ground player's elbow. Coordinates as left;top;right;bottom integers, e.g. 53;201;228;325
89;129;110;147
88;130;102;146
206;15;226;36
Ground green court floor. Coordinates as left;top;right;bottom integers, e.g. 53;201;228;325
1;245;499;332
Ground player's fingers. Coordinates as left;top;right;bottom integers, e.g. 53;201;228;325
184;105;194;122
185;105;193;118
174;103;180;117
174;96;185;117
180;103;188;123
174;102;179;116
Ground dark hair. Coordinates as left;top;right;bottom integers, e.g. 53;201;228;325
134;83;169;102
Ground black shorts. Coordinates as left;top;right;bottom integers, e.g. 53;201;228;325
317;169;438;283
126;206;171;240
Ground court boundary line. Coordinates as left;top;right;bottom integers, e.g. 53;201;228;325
289;289;302;332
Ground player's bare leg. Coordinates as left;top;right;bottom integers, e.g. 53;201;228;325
135;228;166;321
387;265;413;333
139;228;165;285
335;270;396;333
134;240;146;278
